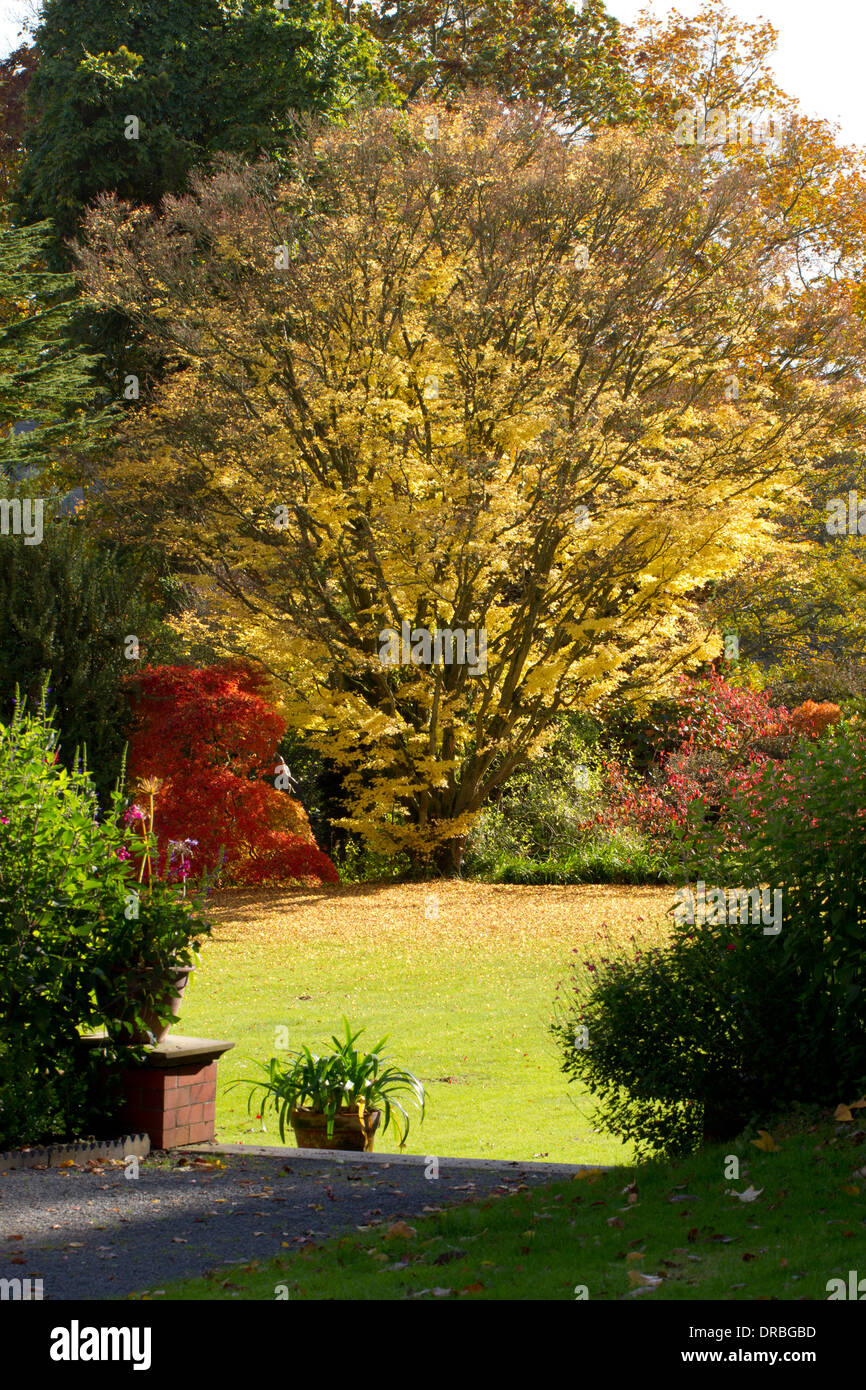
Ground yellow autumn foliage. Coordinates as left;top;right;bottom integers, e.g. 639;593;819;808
75;97;866;866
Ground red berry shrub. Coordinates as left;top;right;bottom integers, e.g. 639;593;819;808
124;662;338;885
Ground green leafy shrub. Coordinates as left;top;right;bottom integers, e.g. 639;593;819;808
0;698;212;1146
95;879;213;1044
0;699;133;1145
552;719;866;1158
485;835;674;885
466;717;603;866
552;918;808;1159
465;715;674;884
700;717;866;1089
331;838;412;884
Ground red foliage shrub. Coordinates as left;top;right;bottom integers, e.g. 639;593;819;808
595;679;846;845
124;662;338;886
593;675;793;842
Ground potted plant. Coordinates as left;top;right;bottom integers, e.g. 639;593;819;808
236;1018;425;1152
99;882;212;1044
97;781;217;1045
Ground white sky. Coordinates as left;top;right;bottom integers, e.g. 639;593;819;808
0;0;36;53
1;0;864;148
608;0;866;148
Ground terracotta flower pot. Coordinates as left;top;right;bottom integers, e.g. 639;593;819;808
137;964;194;1043
290;1105;381;1152
105;964;193;1044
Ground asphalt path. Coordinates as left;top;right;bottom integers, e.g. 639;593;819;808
0;1150;567;1300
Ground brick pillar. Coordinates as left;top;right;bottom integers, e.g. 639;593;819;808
83;1035;234;1150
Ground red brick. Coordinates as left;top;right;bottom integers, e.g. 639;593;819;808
127;1104;166;1124
112;1051;228;1149
162;1125;191;1147
138;1077;168;1098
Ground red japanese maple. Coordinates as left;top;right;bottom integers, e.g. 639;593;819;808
124;662;338;885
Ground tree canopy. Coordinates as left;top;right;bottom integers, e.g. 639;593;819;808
332;0;640;124
0;42;37;203
15;0;392;246
0;218;102;476
73;98;866;866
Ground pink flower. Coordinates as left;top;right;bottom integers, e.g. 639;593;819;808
124;805;145;825
115;845;132;861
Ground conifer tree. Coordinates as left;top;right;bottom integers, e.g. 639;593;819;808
0;216;103;477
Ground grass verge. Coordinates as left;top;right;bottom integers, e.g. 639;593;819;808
134;1111;866;1301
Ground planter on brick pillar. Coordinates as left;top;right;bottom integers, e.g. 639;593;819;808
83;1036;234;1149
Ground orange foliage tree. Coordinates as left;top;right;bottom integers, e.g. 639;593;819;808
789;700;842;739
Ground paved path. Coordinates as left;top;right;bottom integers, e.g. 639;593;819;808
0;1148;584;1300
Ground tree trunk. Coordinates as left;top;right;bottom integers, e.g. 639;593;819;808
431;834;466;877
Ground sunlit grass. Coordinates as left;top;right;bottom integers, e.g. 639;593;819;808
177;881;671;1164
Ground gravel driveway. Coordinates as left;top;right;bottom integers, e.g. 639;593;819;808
0;1149;573;1300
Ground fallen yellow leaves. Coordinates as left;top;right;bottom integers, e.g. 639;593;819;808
384;1222;417;1241
751;1130;782;1152
833;1098;866;1121
207;882;671;955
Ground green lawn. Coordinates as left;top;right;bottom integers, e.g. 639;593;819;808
139;1112;866;1301
176;881;671;1165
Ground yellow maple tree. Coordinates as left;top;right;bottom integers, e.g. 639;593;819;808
74;98;866;868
